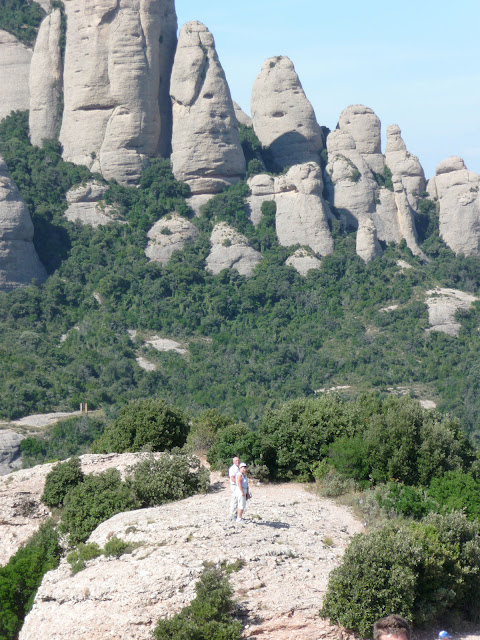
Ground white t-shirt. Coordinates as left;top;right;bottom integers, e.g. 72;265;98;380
229;464;239;486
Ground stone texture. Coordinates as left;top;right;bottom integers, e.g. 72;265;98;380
0;30;32;122
233;101;252;126
0;430;24;476
425;287;478;336
170;21;245;195
65;181;121;227
427;157;480;256
19;471;363;640
246;173;275;226
0;156;47;291
205;222;262;277
285;248;322;275
145;213;198;264
59;0;177;185
356;217;382;263
251;56;323;170
274;163;334;255
29;9;63;146
385;124;426;209
337;104;383;174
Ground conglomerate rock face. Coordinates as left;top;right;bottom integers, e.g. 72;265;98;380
170;21;246;195
58;0;177;186
0;30;32;122
29;9;63;146
0;430;24;476
145;213;199;264
0;156;46;291
64;181;122;227
251;56;323;170
205;222;262;277
427;157;480;256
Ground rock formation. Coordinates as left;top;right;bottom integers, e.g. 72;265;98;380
247;163;334;256
425;287;478;336
0;430;24;476
58;0;177;185
251;56;323;170
285;248;322;276
64;181;121;227
145;213;199;264
170;22;245;199
0;30;32;122
205;222;262;277
233;101;252;127
337;104;384;174
427;157;480;256
0;156;47;291
356;217;382;263
29;9;63;146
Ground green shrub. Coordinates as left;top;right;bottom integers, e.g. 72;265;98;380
428;471;480;520
41;456;84;508
206;423;264;471
321;512;480;636
128;452;209;507
153;566;242;640
328;435;370;485
185;409;236;453
0;0;45;45
67;542;102;574
92;399;189;453
375;482;436;519
103;536;134;558
59;469;139;545
0;520;60;640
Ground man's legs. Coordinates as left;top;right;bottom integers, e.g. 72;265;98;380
230;485;238;519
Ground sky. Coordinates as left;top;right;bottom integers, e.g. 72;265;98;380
176;0;480;180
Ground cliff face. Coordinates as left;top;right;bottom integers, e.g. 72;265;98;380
0;30;32;122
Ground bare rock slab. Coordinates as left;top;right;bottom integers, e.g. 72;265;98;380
285;248;322;275
65;181;121;227
0;430;24;476
0;30;32;122
425;287;477;336
206;222;262;277
145;213;198;264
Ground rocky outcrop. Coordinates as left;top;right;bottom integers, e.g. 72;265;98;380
246;174;275;226
0;30;32;122
233;101;252;127
251;56;323;170
385;124;426;210
0;156;47;291
65;181;121;227
0;430;24;476
356;217;382;263
205;222;262;276
145;213;198;264
427;157;480;256
170;22;245;195
59;0;177;185
425;287;478;336
337;104;384;174
285;248;322;275
19;473;362;640
29;9;63;146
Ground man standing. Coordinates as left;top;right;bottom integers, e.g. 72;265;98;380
373;615;411;640
228;456;240;521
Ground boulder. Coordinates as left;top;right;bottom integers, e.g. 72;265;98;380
64;181;121;227
337;104;383;174
285;248;322;275
0;430;24;476
425;287;478;336
246;173;275;226
251;56;323;170
29;9;63;146
205;222;262;277
170;21;245;195
356;217;382;263
59;0;177;185
233;101;252;127
0;156;47;291
0;30;32;122
145;213;198;264
427;157;480;256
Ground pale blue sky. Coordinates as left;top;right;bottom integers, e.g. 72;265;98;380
176;0;480;180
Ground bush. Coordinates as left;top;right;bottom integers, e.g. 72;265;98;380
428;471;480;520
185;409;236;453
59;469;139;545
41;456;84;508
206;423;264;471
375;482;436;519
92;399;190;453
320;512;480;636
103;536;135;558
67;542;102;574
0;520;60;640
153;566;242;640
128;452;209;507
328;435;370;485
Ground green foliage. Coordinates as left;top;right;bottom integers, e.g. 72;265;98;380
21;415;106;467
0;520;60;640
67;542;102;574
103;536;134;558
328;435;370;485
185;409;237;452
374;165;394;191
320;512;480;636
238;124;263;166
92;399;189;453
128;452;209;507
59;469;139;545
153;566;242;640
428;471;480;520
0;0;44;45
375;482;436;519
206;423;264;471
41;456;84;508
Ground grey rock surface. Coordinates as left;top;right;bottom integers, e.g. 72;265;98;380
385;124;426;210
65;181;121;227
29;9;63;146
233;101;252;126
0;156;47;290
59;0;177;185
246;173;275;226
205;222;262;276
251;56;323;170
145;213;198;264
0;430;24;476
356;217;382;263
425;287;478;336
285;248;322;275
337;104;384;174
170;21;245;195
0;30;32;122
427;157;480;256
